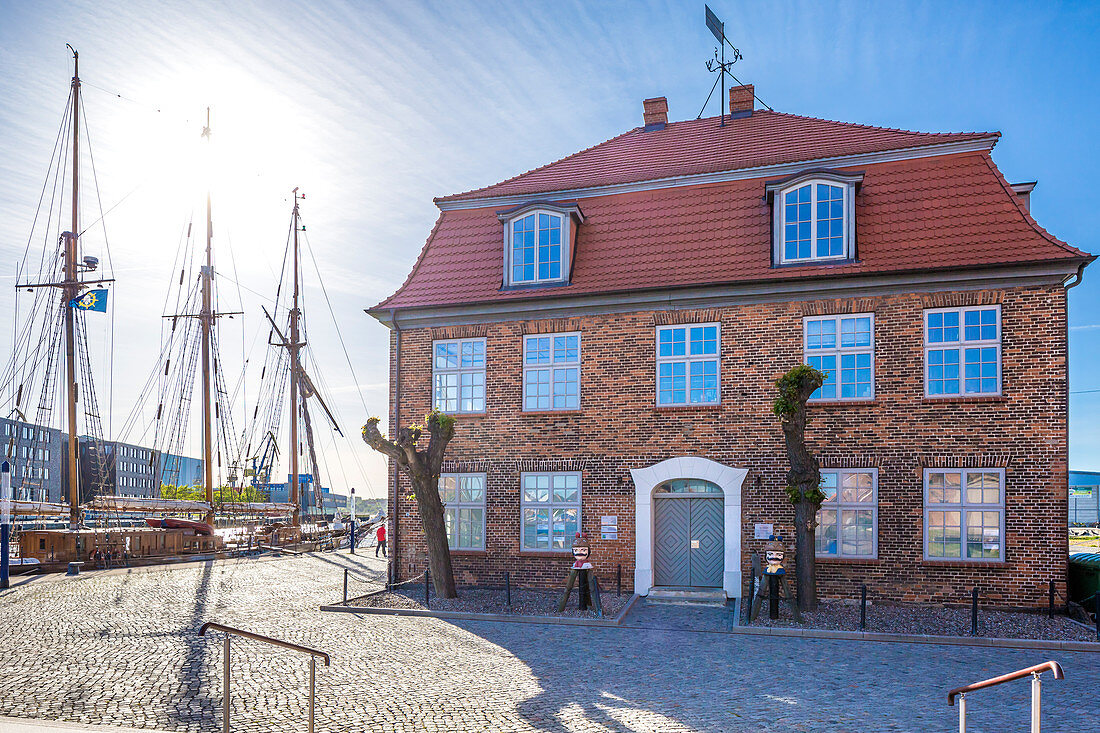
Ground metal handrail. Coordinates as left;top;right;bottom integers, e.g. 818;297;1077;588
199;622;330;733
947;661;1064;705
947;661;1064;733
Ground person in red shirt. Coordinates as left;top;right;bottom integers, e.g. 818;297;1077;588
375;520;387;557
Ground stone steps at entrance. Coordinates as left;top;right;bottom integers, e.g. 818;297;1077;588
646;588;727;606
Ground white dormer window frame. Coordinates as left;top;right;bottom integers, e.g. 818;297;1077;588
767;170;862;266
498;202;584;288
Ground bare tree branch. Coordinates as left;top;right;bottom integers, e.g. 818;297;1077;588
362;410;458;598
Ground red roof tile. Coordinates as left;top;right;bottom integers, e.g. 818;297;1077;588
437;111;998;203
376;150;1090;312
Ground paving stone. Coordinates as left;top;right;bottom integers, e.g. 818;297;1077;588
0;553;1096;732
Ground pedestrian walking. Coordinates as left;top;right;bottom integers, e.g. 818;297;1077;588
375;521;387;558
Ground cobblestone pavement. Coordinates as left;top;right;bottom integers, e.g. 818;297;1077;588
0;552;1097;732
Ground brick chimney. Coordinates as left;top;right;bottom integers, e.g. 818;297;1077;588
728;84;754;118
643;97;668;130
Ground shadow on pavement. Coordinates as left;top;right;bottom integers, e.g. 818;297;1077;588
443;602;1084;733
165;559;215;730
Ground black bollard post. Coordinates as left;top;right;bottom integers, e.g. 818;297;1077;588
505;572;511;608
971;587;978;635
768;574;779;620
343;568;348;605
860;584;867;630
1049;579;1055;618
425;567;430;608
617;563;622;597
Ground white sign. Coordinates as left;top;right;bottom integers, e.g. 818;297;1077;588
601;515;617;527
601;530;618;541
1;463;10;526
754;523;773;540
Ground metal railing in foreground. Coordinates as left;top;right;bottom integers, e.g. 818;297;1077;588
199;621;330;733
947;660;1064;733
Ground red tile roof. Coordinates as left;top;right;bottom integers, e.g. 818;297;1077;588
437;111;997;203
377;114;1090;313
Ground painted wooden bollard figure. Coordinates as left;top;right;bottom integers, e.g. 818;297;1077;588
750;536;801;622
557;533;603;616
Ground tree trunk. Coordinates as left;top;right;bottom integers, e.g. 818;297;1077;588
793;499;817;611
412;470;457;598
361;413;458;599
777;367;824;613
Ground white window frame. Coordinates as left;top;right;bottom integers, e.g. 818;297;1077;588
522;332;581;412
923;467;1006;563
520;471;581;552
803;313;875;401
503;209;572;287
439;473;487;551
772;178;857;264
815;468;878;559
432;337;487;414
654;323;721;406
923;305;1002;398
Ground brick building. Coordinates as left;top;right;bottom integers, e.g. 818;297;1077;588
368;86;1093;607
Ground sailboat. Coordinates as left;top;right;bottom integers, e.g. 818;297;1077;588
243;190;344;547
11;51;351;571
12;53;223;569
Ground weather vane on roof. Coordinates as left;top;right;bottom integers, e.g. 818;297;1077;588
699;5;768;125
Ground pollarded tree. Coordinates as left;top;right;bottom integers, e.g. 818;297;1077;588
362;409;457;598
772;364;826;611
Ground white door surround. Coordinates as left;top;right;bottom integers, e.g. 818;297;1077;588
630;456;747;599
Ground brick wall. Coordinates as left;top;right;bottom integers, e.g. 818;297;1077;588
384;284;1068;608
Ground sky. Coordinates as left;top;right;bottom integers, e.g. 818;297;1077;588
1;0;1098;499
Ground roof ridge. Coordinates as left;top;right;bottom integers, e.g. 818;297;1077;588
436;110;1000;205
373;212;447;311
979;153;1092;260
435;125;643;204
759;109;998;140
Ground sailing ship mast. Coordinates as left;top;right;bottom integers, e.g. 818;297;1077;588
63;48;82;529
258;190;344;526
288;189;302;527
254;191;344;526
200;108;215;525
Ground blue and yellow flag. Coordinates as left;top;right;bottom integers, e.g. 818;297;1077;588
69;289;108;312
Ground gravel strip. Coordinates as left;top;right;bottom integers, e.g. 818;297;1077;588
347;586;629;619
749;599;1098;641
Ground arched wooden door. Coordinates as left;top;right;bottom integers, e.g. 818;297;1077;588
652;479;724;588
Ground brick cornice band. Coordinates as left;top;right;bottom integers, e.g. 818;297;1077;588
919;290;1003;308
918;454;1013;468
520;318;582;335
652;309;723;326
431;324;489;339
801;298;881;316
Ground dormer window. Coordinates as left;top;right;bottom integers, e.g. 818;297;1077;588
766;170;863;265
499;202;584;288
513;213;562;282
